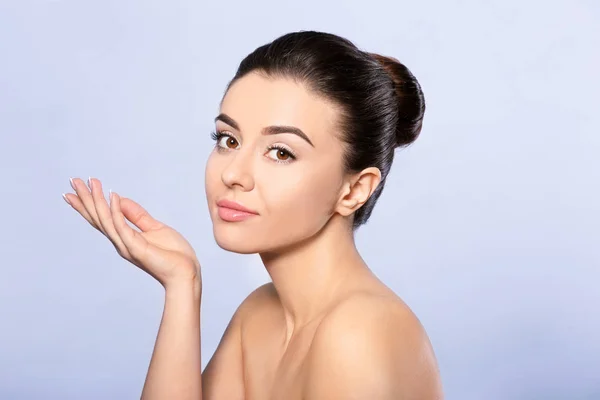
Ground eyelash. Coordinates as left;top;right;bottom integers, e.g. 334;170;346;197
210;130;297;164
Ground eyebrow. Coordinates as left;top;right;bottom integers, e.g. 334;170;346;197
214;113;314;147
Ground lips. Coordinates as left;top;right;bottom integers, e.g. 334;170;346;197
216;199;258;222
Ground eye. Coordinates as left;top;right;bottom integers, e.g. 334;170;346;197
220;135;239;150
211;131;239;150
266;145;296;163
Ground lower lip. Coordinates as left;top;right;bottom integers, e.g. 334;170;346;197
217;206;258;222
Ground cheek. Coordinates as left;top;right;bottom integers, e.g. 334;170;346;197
261;165;340;226
204;152;221;199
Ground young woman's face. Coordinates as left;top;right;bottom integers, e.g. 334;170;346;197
205;72;348;254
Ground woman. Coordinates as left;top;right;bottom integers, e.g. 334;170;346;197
62;31;443;399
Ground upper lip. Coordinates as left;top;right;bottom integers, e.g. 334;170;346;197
216;199;259;214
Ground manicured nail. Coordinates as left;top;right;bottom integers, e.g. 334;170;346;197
88;176;93;191
69;177;76;191
62;193;71;205
109;189;113;204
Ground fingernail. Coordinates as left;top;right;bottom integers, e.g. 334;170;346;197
88;176;93;191
62;193;71;205
109;188;113;203
69;177;76;191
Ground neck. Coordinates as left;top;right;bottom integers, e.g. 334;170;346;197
259;215;374;336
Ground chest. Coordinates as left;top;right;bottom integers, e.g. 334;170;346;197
242;322;318;400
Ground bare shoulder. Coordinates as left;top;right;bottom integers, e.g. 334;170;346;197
304;290;443;399
236;282;280;320
318;290;426;342
201;282;277;399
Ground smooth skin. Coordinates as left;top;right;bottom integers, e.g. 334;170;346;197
63;71;443;399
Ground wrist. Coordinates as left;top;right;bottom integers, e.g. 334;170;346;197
164;276;202;300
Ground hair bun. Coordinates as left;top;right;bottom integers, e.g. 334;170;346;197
367;53;426;147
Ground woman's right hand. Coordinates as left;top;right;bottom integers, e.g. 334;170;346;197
63;177;201;293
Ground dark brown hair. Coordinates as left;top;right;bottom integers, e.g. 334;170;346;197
225;31;425;228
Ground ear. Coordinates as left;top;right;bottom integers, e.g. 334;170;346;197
336;167;382;217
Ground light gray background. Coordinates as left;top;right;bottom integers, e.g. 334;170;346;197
1;0;598;399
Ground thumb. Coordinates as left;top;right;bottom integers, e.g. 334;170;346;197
118;196;164;232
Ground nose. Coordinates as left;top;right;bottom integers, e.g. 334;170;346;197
221;148;255;191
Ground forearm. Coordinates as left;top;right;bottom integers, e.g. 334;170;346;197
141;279;203;400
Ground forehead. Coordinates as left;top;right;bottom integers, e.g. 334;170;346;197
220;72;341;145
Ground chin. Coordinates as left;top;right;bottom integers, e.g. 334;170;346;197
211;223;267;254
214;237;260;255
212;220;325;257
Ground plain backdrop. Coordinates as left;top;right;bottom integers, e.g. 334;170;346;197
0;0;598;399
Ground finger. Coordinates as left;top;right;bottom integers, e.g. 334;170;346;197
73;177;105;235
63;191;101;231
110;191;150;263
119;197;165;232
89;179;131;257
